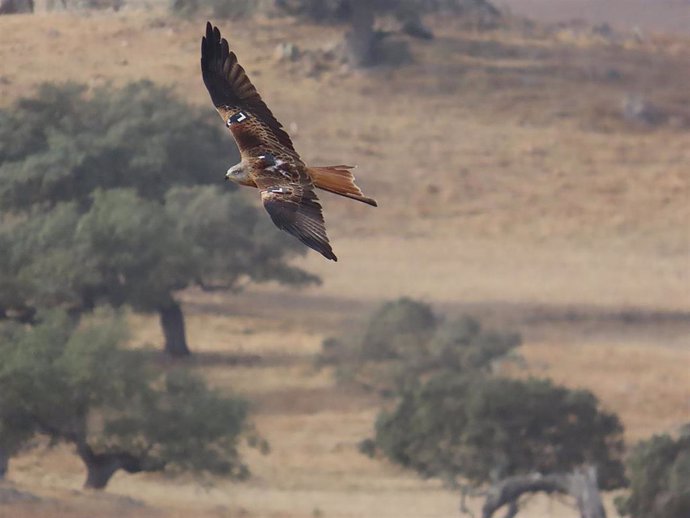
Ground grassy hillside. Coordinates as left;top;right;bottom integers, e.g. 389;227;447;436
1;8;688;518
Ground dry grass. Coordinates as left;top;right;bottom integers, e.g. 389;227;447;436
1;7;689;518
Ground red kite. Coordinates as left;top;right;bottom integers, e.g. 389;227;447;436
201;22;377;261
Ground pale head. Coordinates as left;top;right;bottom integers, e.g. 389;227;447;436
225;162;250;185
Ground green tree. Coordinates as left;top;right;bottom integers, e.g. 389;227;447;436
0;82;317;356
616;427;690;518
0;310;256;489
372;376;625;485
339;299;622;517
368;375;625;518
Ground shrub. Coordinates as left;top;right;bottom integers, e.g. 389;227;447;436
616;428;690;518
320;297;520;392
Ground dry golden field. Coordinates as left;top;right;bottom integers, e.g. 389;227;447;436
1;6;689;518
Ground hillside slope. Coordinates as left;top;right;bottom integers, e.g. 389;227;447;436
1;9;688;518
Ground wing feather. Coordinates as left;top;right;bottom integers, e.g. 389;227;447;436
201;22;296;153
260;186;337;262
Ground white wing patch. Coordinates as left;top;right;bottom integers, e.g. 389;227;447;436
266;158;293;180
227;111;248;126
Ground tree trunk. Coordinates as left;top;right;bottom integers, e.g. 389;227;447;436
344;0;376;67
569;466;606;518
159;300;190;357
77;443;144;490
481;466;606;518
0;448;8;479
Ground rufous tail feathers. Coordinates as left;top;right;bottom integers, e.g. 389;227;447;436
307;165;378;207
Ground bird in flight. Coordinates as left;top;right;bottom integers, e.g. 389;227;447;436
200;22;377;262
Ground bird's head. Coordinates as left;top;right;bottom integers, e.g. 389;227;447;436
225;162;249;185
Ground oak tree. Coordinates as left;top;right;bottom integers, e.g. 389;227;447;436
0;82;317;356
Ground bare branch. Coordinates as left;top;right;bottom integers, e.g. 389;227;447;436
481;467;606;518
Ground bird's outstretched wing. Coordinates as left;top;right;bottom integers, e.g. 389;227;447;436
201;22;297;157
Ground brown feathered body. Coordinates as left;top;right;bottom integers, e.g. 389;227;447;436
200;23;376;261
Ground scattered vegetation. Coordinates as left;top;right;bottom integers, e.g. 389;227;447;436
276;0;499;23
0;310;256;489
171;0;499;66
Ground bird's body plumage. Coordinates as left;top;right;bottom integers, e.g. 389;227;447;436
201;22;376;261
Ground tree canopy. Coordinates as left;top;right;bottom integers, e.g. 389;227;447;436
0;82;318;355
371;374;626;489
0;82;223;209
0;309;255;489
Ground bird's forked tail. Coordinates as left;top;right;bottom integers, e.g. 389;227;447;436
306;165;378;207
